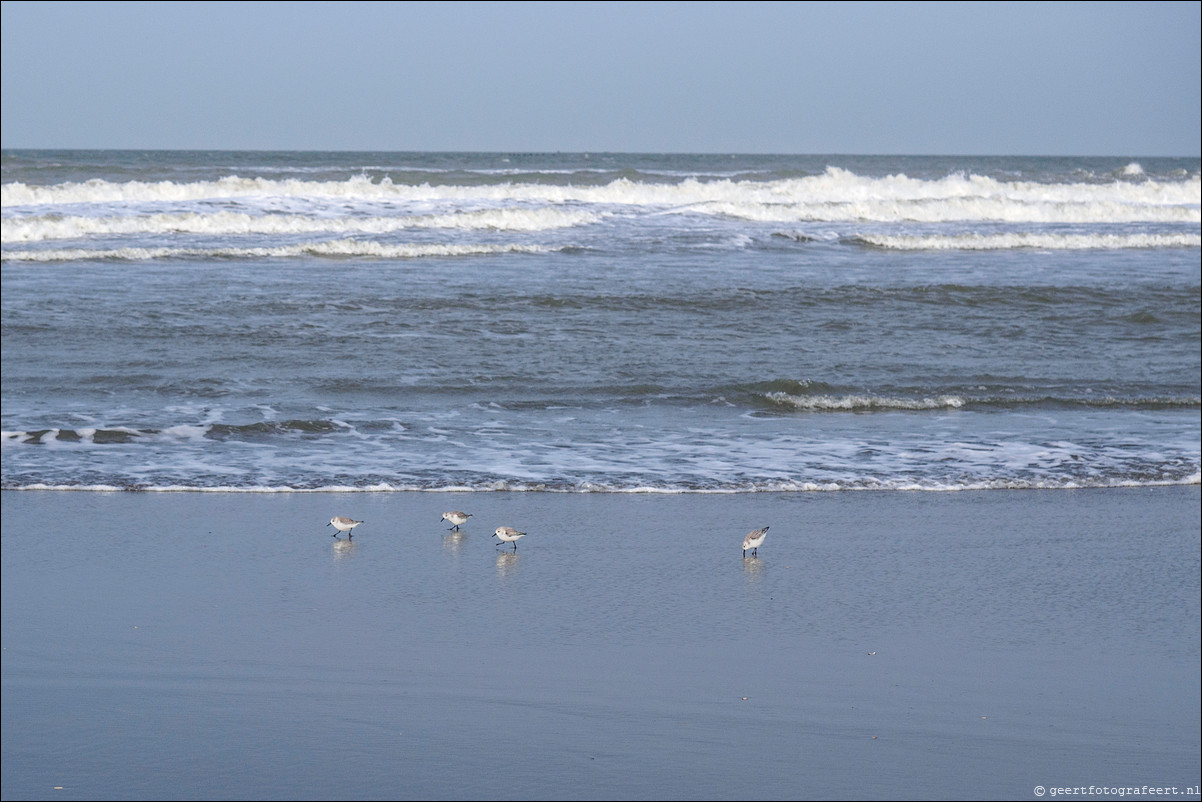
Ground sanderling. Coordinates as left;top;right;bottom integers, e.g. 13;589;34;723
741;526;769;557
440;510;473;530
493;526;527;550
328;516;363;538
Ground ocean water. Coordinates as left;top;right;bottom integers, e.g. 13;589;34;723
2;150;1199;492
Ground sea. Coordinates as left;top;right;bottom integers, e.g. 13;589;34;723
2;150;1199;493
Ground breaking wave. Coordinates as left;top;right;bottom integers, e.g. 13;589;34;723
4;167;1197;224
849;232;1201;250
0;240;556;262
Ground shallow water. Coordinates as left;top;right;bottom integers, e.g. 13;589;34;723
2;488;1198;800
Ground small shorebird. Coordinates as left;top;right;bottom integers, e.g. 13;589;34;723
493;526;526;550
742;526;769;557
440;510;473;530
328;516;363;538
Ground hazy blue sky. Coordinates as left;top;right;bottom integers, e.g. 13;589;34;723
2;1;1199;155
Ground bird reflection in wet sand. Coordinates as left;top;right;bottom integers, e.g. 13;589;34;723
495;550;520;576
442;529;466;554
332;538;356;559
742;553;765;578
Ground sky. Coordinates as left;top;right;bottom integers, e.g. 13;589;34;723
1;1;1199;156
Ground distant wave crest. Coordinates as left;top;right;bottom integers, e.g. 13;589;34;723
4;166;1197;226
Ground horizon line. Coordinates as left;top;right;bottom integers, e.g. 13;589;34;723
3;147;1199;160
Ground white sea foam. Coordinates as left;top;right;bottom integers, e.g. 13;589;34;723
852;232;1202;250
765;392;966;411
5;475;1199;493
1;208;602;243
0;241;557;262
718;198;1201;224
158;425;212;440
4;167;1197;224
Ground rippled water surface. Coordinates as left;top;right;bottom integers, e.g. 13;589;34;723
3;151;1199;491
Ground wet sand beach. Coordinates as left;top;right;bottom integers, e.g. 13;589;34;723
2;487;1199;800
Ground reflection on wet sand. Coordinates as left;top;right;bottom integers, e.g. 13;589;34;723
442;530;466;554
741;553;765;583
495;550;520;578
332;538;356;560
